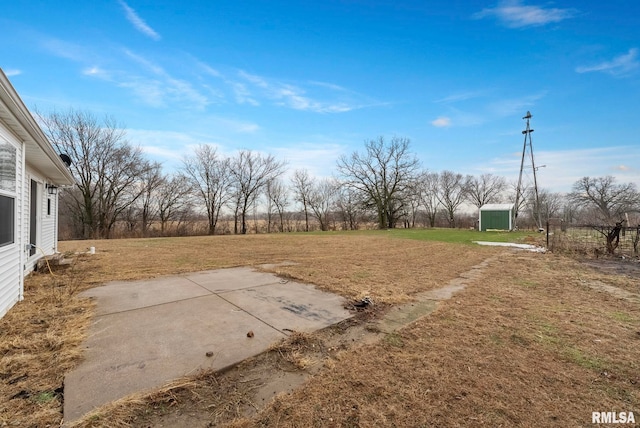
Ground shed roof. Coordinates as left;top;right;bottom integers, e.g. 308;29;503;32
0;69;74;186
480;203;515;211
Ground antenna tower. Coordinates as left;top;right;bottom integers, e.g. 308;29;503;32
514;111;542;230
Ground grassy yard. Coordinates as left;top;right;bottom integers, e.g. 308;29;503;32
305;227;538;245
1;230;637;427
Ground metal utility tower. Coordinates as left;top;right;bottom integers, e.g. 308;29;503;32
514;111;542;230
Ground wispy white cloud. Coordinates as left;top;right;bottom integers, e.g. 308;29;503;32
41;37;88;62
210;117;260;133
129;129;220;168
136;132;345;179
229;81;260;106
614;164;630;171
93;49;210;109
473;0;575;28
140;144;184;160
272;84;353;113
435;90;489;103
123;49;165;75
117;0;161;41
4;69;22;77
235;70;368;113
433;92;545;129
118;78;166;107
431;117;452;128
487;92;546;117
195;60;222;78
308;81;348;92
576;48;639;77
239;70;269;88
82;66;111;80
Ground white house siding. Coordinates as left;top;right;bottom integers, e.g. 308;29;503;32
0;245;19;318
42;193;57;254
23;168;48;274
38;177;57;254
0;69;75;320
0;123;22;318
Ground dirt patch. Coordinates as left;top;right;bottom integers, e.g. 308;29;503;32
581;280;640;303
582;258;640;278
580;258;640;296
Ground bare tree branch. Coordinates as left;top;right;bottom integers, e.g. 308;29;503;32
336;136;420;229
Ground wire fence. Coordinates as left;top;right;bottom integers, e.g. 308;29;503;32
546;221;640;257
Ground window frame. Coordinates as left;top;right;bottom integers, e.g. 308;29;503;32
0;138;17;248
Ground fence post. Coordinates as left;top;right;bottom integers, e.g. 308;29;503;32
546;220;550;249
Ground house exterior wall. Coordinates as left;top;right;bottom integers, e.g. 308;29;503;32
0;122;23;318
0;69;74;320
42;191;57;253
0;130;62;317
23;168;55;274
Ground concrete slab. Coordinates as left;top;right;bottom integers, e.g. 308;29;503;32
84;276;211;315
64;267;352;423
185;267;280;292
222;282;352;332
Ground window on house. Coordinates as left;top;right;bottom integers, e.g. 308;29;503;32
0;141;16;192
0;195;14;246
0;141;16;247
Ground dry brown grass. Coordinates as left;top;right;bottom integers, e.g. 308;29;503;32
4;233;638;427
229;252;640;428
269;331;324;370
58;234;500;304
0;257;95;428
2;233;497;427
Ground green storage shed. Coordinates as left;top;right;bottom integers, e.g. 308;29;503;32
479;203;514;231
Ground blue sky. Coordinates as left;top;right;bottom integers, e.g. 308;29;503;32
2;0;639;192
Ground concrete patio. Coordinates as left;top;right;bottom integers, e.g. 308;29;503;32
63;266;352;423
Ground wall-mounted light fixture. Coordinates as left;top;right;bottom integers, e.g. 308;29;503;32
46;183;58;195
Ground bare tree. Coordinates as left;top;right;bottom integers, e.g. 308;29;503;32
400;177;422;228
137;162;164;236
569;176;639;254
466;173;506;209
182;145;232;235
334;185;363;230
41;109;151;239
436;171;469;228
157;174;192;236
308;178;338;231
229;150;286;234
230;187;243;234
291;169;313;232
569;176;639;224
509;180;530;227
265;178;289;232
417;171;440;227
536;189;564;225
336;136;420;229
